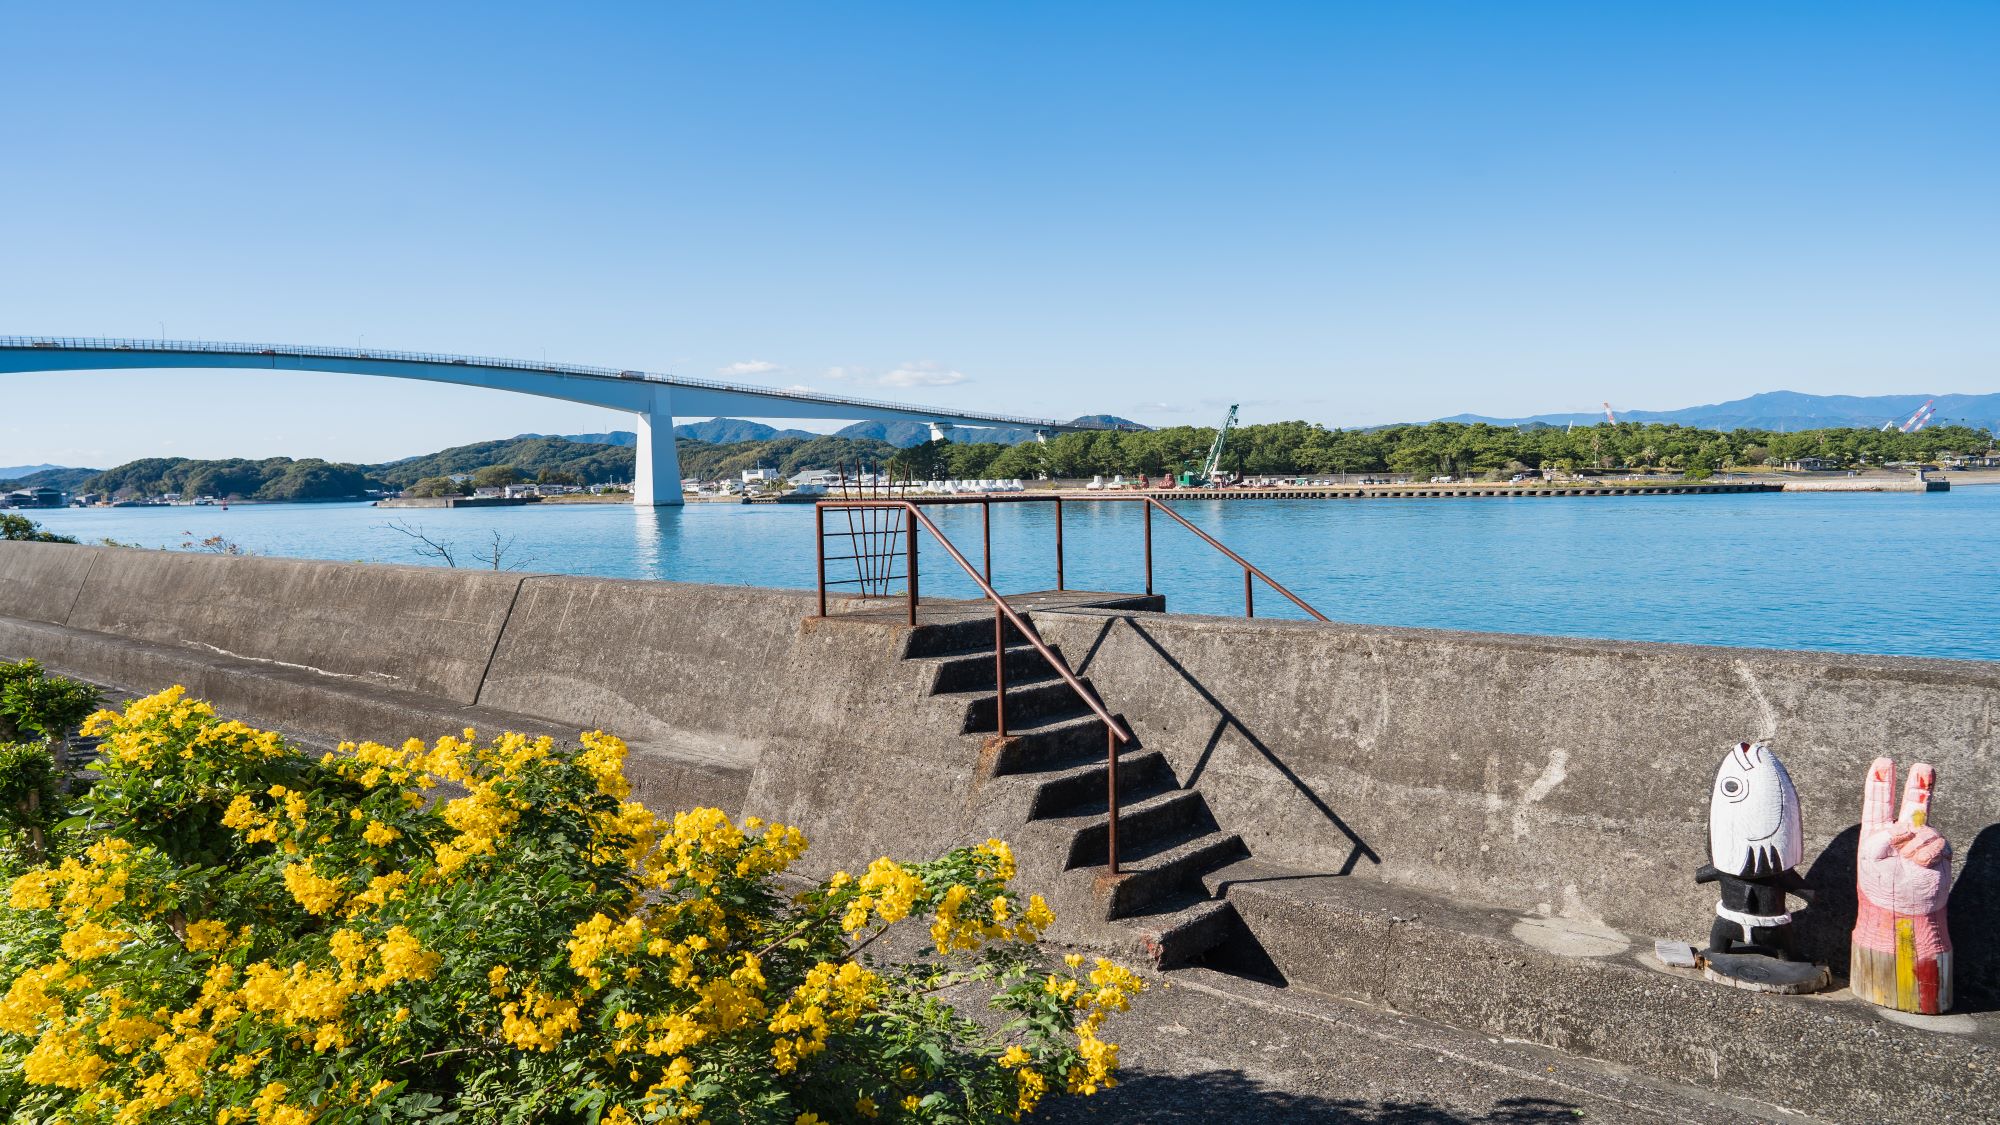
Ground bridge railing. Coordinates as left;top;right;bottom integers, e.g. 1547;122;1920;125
0;336;1109;432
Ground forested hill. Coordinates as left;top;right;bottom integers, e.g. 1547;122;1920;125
374;436;639;487
63;418;2000;501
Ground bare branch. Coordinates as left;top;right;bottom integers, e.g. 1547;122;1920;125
379;519;457;568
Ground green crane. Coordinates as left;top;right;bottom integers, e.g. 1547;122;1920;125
1177;404;1238;488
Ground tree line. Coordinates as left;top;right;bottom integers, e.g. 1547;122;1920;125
891;420;1996;481
73;421;1997;500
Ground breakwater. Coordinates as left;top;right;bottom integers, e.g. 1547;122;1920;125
2;541;1996;1119
1065;480;1781;500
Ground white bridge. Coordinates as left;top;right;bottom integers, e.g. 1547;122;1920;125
0;337;1118;505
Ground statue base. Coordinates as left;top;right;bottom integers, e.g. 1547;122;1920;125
1702;951;1830;995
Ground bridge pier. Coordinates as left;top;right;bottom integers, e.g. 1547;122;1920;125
632;387;683;506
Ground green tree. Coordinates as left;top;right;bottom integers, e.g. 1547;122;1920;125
471;464;524;489
0;515;76;544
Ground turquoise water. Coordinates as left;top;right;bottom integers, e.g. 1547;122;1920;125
27;488;2000;661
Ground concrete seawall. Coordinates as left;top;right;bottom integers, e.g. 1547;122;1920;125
1028;609;2000;993
5;541;1997;1119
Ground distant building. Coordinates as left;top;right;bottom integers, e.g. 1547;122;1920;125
2;486;65;508
742;468;777;483
1783;457;1842;472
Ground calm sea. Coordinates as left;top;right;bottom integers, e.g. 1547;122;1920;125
27;487;2000;662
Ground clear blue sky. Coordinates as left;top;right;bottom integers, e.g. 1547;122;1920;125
3;2;1995;468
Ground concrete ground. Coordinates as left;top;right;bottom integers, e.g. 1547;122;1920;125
1036;961;1806;1124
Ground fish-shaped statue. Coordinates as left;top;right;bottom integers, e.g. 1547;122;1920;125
1696;741;1812;958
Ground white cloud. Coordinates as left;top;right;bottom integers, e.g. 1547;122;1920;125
824;360;969;389
717;360;783;377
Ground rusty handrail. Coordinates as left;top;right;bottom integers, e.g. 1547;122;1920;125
816;499;1133;746
820;491;1328;622
818;497;1136;874
1100;496;1328;621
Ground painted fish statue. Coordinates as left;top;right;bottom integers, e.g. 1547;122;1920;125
1852;758;1953;1013
1695;741;1810;958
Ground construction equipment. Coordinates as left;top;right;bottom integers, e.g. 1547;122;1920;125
1602;402;1618;424
1178;404;1238;487
1895;399;1937;433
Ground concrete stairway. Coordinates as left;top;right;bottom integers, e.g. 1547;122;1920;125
905;616;1250;967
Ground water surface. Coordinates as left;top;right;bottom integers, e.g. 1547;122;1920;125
29;488;2000;661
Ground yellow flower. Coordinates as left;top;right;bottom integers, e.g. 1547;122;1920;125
361;820;401;847
369;926;441;991
184;918;232;952
60;919;130;961
280;860;345;914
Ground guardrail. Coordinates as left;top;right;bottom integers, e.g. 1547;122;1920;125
0;336;1118;433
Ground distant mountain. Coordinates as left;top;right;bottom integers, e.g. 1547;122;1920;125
0;463;79;479
515;419;821;446
834;415;1149;448
1438;391;2000;433
674;419;819;443
512;431;637;447
0;466;98;492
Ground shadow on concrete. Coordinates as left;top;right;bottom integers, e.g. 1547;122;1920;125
1039;1071;1583;1123
1069;615;1380;878
1796;824;1859;977
1949;823;2000;1011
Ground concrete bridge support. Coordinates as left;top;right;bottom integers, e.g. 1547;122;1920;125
632;386;683;507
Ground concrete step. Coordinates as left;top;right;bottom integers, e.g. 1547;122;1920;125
902;616;1032;658
1056;787;1212;868
980;710;1114;775
1026;749;1173;818
956;675;1097;733
1120;892;1245;970
921;642;1054;694
1097;829;1249;919
1197;857;2000;1124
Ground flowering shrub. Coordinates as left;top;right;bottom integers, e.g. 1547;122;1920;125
0;687;1142;1124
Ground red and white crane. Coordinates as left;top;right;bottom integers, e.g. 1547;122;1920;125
1602;402;1618;424
1891;399;1936;433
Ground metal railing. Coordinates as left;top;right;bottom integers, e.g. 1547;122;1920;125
817;491;1327;621
0;336;1123;434
817;497;1138;870
812;491;1325;875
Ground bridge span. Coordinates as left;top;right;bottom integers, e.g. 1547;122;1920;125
0;337;1117;505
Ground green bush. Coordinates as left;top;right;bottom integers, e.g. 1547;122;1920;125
0;688;1142;1124
0;659;102;743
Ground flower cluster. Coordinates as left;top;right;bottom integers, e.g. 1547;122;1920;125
0;686;1142;1124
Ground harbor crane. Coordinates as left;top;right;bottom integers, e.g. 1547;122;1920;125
1602;402;1618;424
1886;399;1937;433
1176;404;1239;488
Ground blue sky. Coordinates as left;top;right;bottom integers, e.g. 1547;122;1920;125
3;2;1995;467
